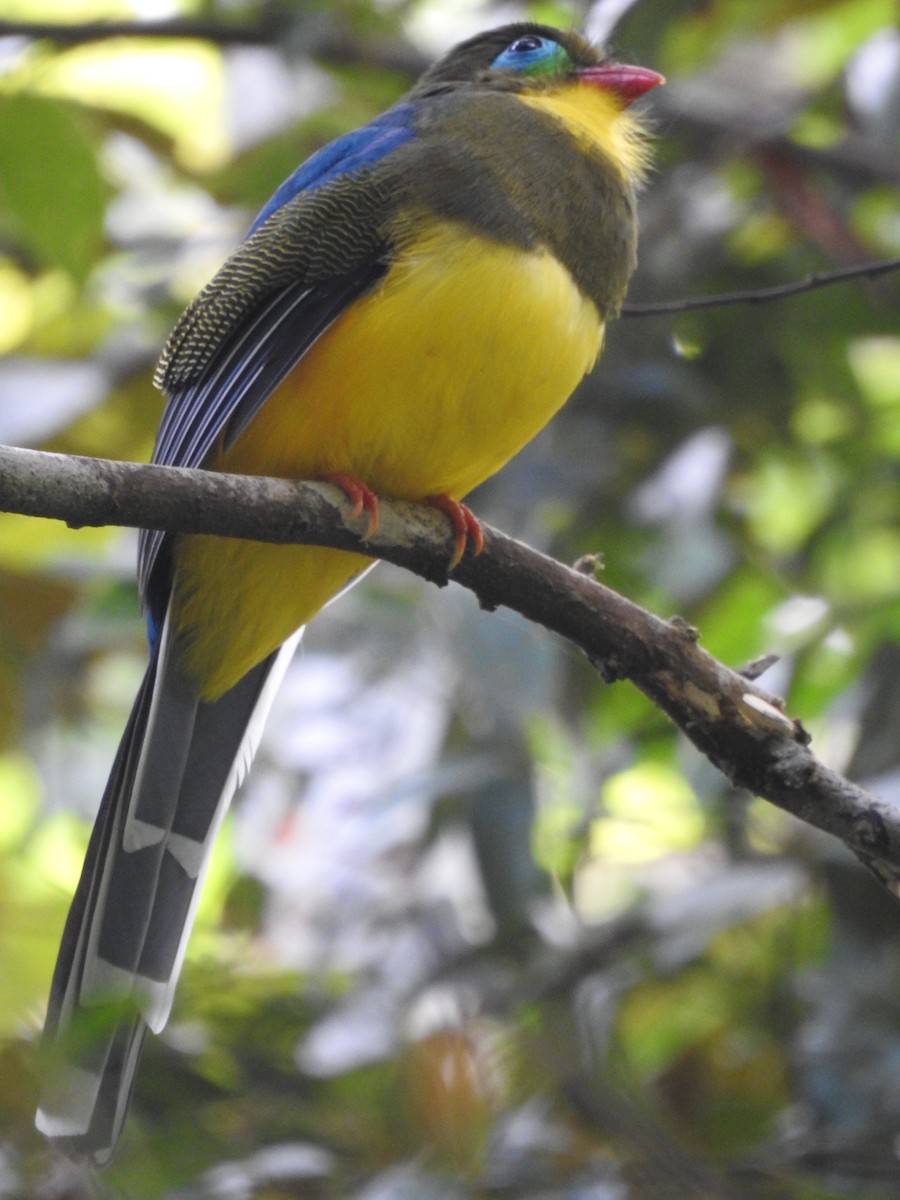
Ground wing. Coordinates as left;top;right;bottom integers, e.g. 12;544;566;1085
138;105;418;625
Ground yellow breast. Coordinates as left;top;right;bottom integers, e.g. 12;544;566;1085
172;220;603;697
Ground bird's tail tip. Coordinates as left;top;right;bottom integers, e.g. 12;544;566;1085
36;1006;148;1166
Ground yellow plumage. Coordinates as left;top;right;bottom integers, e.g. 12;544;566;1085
519;83;652;185
174;214;603;696
171;79;658;697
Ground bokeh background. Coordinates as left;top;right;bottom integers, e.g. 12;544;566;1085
1;0;899;1195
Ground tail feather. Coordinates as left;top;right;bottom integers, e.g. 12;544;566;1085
37;614;302;1163
38;1015;147;1165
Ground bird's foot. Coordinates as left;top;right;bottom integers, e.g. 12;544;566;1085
322;472;380;539
425;494;485;569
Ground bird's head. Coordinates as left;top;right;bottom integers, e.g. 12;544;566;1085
411;23;663;110
409;24;663;185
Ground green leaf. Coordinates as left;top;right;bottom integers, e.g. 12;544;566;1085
0;94;107;282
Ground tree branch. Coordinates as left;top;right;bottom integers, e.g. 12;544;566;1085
1;442;896;894
622;255;900;316
0;17;427;74
0;16;287;46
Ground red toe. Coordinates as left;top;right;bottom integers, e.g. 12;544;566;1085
425;495;484;569
321;472;380;539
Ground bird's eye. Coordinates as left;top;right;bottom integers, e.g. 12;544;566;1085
490;34;566;74
509;35;543;54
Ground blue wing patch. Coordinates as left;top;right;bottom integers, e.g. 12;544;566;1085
249;103;416;232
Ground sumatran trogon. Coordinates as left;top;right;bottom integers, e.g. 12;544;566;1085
36;23;662;1162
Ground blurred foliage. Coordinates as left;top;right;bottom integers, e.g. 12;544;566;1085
0;0;899;1196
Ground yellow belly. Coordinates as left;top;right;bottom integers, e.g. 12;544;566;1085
172;220;603;697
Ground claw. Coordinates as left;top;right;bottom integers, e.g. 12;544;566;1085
426;494;485;569
322;472;380;540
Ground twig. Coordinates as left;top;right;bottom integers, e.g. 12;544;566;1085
0;17;426;74
0;17;284;46
0;442;896;896
622;256;900;316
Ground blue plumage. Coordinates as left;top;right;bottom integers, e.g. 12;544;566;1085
249;104;417;232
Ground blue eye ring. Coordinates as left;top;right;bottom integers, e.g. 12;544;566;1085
491;34;565;74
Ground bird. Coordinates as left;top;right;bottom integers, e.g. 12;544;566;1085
36;22;662;1163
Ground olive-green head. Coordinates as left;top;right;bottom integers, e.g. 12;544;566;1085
409;23;663;108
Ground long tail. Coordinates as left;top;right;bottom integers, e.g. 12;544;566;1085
36;612;300;1163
